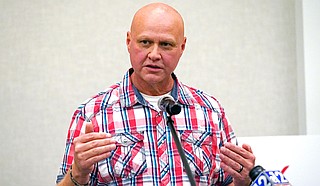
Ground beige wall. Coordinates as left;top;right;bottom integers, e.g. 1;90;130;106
0;1;300;185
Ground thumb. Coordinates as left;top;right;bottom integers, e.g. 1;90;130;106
85;122;94;134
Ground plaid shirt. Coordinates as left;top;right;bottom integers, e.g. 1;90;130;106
56;68;237;186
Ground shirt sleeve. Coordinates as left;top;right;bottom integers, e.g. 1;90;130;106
55;107;98;185
211;103;238;185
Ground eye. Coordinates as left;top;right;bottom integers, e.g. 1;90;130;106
161;42;171;46
160;42;174;49
139;40;151;46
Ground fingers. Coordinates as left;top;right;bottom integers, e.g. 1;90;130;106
75;137;116;159
220;142;255;168
75;142;116;170
75;132;110;144
72;122;117;176
79;145;116;167
222;143;253;160
242;143;253;153
220;142;255;185
76;122;114;143
220;147;245;176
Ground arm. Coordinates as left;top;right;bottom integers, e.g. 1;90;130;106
57;168;81;186
213;101;254;186
57;122;116;186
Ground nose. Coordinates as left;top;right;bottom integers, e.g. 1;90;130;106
148;45;161;61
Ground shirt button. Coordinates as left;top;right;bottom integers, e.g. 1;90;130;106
122;138;129;145
115;165;120;173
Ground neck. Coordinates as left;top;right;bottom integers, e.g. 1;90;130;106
130;74;174;96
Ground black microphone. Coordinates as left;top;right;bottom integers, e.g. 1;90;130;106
249;165;291;186
158;95;195;186
158;95;181;115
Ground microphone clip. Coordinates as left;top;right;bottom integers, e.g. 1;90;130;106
158;95;181;116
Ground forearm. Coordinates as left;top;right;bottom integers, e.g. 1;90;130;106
56;170;74;186
57;166;90;186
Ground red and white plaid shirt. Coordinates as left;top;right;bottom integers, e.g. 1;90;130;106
57;68;237;186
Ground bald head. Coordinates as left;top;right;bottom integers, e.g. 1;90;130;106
130;3;185;41
126;3;187;95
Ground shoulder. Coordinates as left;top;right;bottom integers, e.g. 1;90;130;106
179;82;225;112
77;82;122;118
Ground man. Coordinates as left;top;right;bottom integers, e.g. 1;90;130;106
56;2;255;186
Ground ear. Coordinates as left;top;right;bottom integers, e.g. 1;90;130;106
126;31;131;51
181;37;187;52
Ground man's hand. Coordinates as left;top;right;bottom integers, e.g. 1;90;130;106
220;142;255;186
71;122;117;184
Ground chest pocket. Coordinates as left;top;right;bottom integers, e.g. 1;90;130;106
180;130;213;176
98;131;147;182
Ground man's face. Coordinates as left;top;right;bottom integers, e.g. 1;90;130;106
126;8;186;93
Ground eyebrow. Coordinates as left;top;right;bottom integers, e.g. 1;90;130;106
137;34;176;42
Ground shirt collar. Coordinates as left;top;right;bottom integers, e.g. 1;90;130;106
119;68;195;108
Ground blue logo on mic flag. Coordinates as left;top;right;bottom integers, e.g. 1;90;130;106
251;170;290;186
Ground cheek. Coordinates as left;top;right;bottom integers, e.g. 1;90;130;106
130;47;148;63
162;53;181;69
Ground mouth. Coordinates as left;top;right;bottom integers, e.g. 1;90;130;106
145;64;161;69
143;64;163;73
